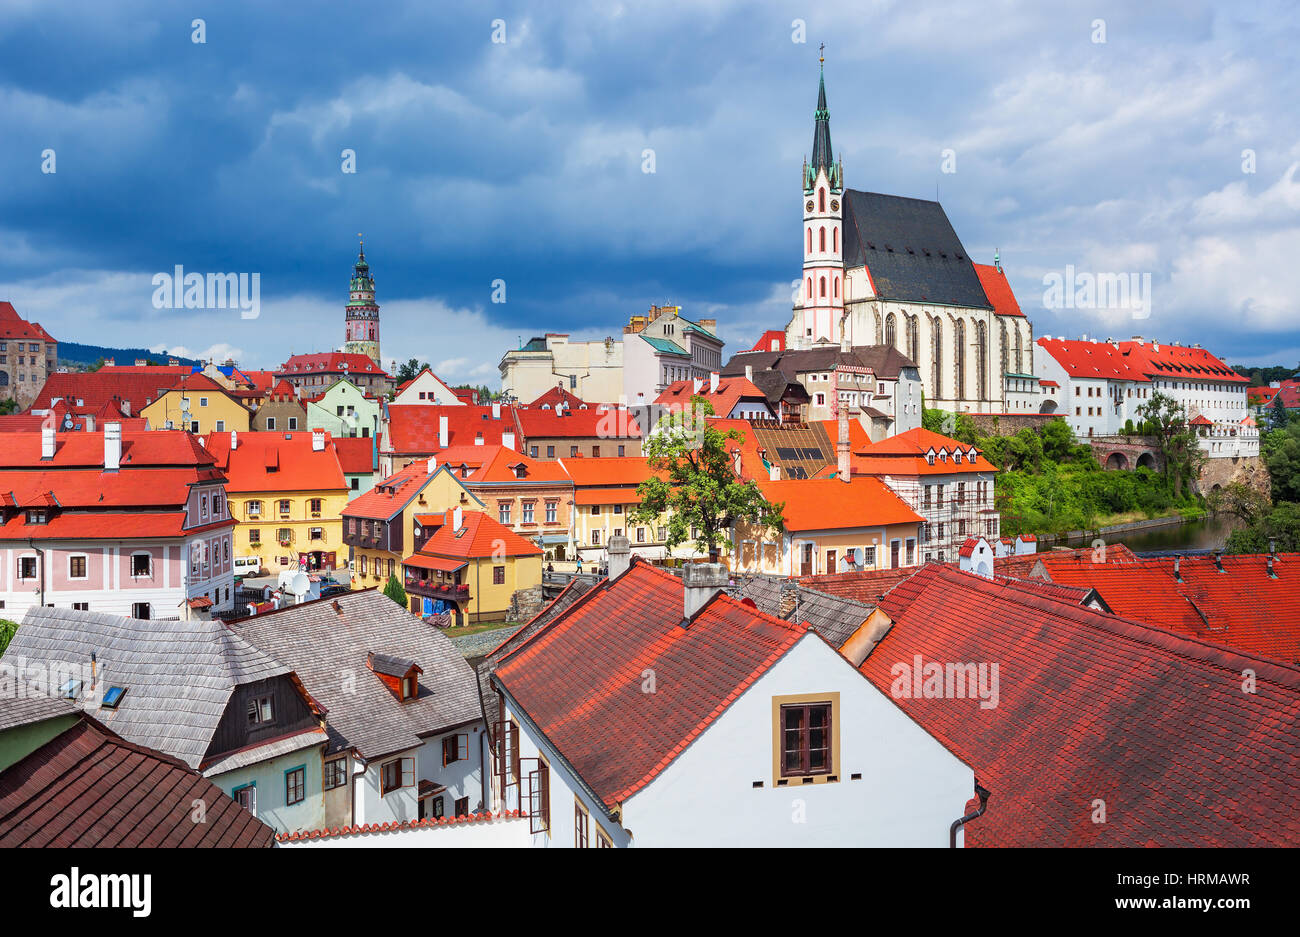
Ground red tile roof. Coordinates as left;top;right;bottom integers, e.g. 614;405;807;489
0;300;55;343
749;329;786;352
203;431;347;494
1120;340;1247;384
278;352;388;377
384;405;521;454
526;385;586;410
1035;552;1300;664
0;428;216;469
514;402;641;440
559;456;656;488
412;510;542;561
972;264;1025;318
654;377;769;419
759;476;922;531
494;560;806;809
859;563;1300;846
0;717;275;848
1036;338;1152;382
1248;386;1279;406
343;462;442;521
30;370;186;416
854;426;997;476
799;564;928;606
332;436;377;474
467;446;573;485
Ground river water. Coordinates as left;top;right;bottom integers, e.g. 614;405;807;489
1063;514;1243;555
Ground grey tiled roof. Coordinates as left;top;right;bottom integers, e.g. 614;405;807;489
5;608;289;769
229;591;481;761
722;343;917;382
737;576;871;647
0;678;78;732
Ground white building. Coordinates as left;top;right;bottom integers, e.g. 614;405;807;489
622;305;725;408
1035;335;1255;457
486;557;977;847
392;368;466;407
499;334;624;404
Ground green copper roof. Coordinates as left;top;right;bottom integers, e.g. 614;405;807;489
641;336;690;356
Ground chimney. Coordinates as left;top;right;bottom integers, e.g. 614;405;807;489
41;424;55;460
230;430;238;450
1214;549;1223;572
769;464;781;481
682;563;727;621
502;430;515;451
745;364;753;382
1269;538;1276;557
474;432;484;446
731;447;741;476
104;422;122;471
693;377;704;394
1173;555;1182;582
312;430;325;452
438;415;449;449
778;581;798;618
453;505;463;531
1267;555;1277;579
837;408;851;482
426;456;437;474
709;371;719;394
607;534;631;580
492;401;501;419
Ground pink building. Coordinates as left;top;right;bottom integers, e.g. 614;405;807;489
0;424;236;619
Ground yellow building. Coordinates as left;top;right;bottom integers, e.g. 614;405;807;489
402;505;543;624
342;460;483;592
143;373;251;435
204;430;349;574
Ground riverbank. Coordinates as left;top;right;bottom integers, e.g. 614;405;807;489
1040;509;1203;547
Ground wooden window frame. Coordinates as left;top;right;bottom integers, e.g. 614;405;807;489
442;733;469;766
247;694;274;726
285;765;306;806
323;757;347;790
528;759;551;834
380;757;414;796
772;693;840;786
574;797;589;848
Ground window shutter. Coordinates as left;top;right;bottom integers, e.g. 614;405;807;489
457;733;469;762
402;757;414;789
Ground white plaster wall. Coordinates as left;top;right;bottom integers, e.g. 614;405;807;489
213;746;327;834
622;635;974;847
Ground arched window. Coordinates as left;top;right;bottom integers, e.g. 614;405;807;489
834;277;839;298
807;278;813;300
1015;327;1024;374
976;321;987;400
819;188;826;212
819;227;826;252
907;315;919;363
807;228;812;254
819;277;827;298
833;228;838;253
954;320;966;399
999;322;1008;378
885;313;897;348
932;321;943;400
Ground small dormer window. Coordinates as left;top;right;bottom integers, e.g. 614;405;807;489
26;509;48;524
953;451;962;464
926;450;935;466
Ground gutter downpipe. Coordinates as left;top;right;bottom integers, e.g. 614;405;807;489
950;783;991;848
29;539;45;608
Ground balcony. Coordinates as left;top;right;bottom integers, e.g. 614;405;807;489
404;577;470;601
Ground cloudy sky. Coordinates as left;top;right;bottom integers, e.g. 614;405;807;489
1;0;1296;381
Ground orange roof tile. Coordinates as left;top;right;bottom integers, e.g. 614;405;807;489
758;477;923;531
202;431;346;494
414;510;542;560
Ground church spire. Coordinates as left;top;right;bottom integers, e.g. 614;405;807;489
806;49;841;193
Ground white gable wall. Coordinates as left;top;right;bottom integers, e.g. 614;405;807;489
621;634;972;847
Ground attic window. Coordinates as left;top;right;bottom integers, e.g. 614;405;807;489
59;679;82;700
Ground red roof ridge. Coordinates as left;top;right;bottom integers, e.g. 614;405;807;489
274;809;523;842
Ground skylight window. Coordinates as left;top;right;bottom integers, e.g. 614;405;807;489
101;686;127;709
59;679;82;700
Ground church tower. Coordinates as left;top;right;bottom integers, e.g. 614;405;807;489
343;238;381;366
796;50;845;347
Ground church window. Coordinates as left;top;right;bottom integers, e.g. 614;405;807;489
820;277;827;298
807;278;813;300
819;188;826;212
834;278;839;299
819;227;826;252
807;228;812;254
833;228;838;253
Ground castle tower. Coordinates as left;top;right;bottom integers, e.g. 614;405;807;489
794;49;845;347
343;237;381;365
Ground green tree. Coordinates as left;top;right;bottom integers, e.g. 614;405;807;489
0;398;17;415
394;358;430;384
382;574;408;608
1262;421;1300;502
634;397;784;562
1136;391;1206;496
0;618;16;656
1224;502;1300;554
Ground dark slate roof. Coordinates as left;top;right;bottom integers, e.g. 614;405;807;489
841;190;993;309
811;68;833;172
476;578;596;741
749;370;811;407
0;716;276;847
6;607;290;769
229;590;481;761
722;343;917;382
738;576;872;647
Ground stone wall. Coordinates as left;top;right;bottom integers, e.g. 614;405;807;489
969;413;1060;437
507;585;544;623
1195;455;1270;498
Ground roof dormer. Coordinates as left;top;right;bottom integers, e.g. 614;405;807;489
367;652;423;702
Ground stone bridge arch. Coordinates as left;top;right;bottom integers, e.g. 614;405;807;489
1088;436;1161;472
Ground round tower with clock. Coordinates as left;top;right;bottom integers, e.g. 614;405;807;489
343;237;382;366
795;49;845;347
